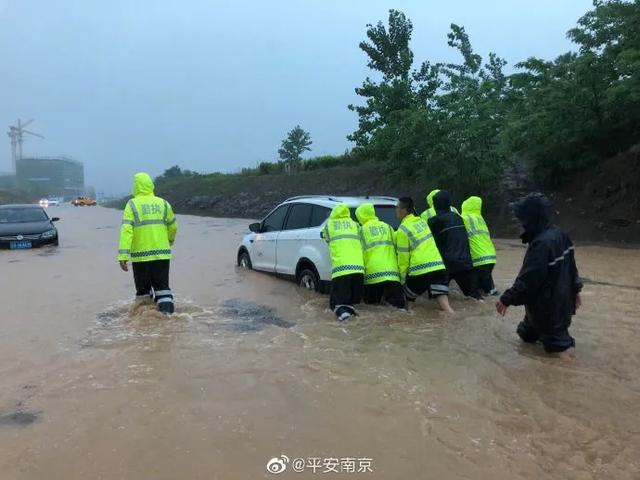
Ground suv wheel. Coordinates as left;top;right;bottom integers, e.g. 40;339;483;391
238;251;252;269
297;267;320;292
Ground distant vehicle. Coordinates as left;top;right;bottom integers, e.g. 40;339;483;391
71;196;97;206
236;195;399;292
38;197;60;207
0;204;60;249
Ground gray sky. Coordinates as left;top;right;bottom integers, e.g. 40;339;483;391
1;0;592;195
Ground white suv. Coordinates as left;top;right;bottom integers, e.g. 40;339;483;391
237;195;399;292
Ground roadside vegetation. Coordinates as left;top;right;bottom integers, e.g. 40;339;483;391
107;1;639;243
156;1;638;194
347;0;639;195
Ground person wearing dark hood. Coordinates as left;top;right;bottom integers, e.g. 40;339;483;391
496;193;582;356
421;189;459;221
427;190;482;299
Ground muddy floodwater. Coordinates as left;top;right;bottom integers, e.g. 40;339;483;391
1;206;639;480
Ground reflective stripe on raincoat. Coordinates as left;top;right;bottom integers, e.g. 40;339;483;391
322;203;364;279
395;214;445;283
355;203;400;285
461;196;496;267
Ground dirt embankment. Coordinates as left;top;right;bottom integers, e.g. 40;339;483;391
109;163;435;218
549;145;640;244
108;148;640;245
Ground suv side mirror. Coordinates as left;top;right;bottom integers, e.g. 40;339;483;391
51;217;60;222
249;222;261;233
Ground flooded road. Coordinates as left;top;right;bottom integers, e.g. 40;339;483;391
1;206;639;480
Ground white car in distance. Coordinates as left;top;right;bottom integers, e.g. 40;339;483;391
237;195;399;292
38;197;61;207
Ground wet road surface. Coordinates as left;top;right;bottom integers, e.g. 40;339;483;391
1;206;639;479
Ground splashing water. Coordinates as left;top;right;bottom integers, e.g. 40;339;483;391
1;207;639;479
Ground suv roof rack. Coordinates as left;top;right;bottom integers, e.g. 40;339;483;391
284;195;398;203
284;195;339;202
364;196;398;202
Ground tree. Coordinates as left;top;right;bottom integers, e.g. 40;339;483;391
349;12;510;196
278;125;312;172
432;25;510;194
350;2;640;192
568;0;640;152
155;165;199;186
503;0;640;183
348;10;439;150
160;165;184;179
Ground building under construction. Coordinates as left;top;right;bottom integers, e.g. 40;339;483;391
16;156;84;199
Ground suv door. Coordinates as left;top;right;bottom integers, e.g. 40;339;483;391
308;205;332;281
277;203;332;280
276;203;314;275
252;205;289;272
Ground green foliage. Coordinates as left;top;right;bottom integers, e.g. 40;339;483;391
503;0;640;183
278;125;313;172
350;1;640;190
349;11;510;196
347;10;439;147
239;152;361;177
155;165;201;187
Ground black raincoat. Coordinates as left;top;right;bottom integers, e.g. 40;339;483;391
501;193;582;352
427;190;474;274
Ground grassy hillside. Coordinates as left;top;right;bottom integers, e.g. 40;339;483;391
106;148;640;245
107;162;431;218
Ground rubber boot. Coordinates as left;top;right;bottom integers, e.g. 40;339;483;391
157;301;175;315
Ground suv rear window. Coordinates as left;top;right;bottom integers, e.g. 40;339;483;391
375;205;399;230
349;205;399;230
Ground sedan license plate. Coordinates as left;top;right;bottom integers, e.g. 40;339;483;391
9;240;32;249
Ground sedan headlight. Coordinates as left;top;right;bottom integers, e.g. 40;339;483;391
41;229;57;239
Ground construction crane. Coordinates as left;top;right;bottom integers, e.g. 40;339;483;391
7;119;45;173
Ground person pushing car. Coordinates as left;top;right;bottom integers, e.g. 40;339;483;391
355;202;406;309
396;197;454;313
461;195;498;296
428;190;482;299
322;203;365;321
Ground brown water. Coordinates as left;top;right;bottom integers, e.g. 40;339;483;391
1;206;639;480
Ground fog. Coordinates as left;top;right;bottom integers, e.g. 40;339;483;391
0;0;592;194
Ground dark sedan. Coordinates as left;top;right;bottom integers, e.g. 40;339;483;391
0;204;60;249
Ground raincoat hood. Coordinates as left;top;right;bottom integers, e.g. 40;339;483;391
426;189;440;209
329;203;351;220
132;172;155;197
513;193;552;243
433;190;452;213
461;196;482;216
355;203;377;225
